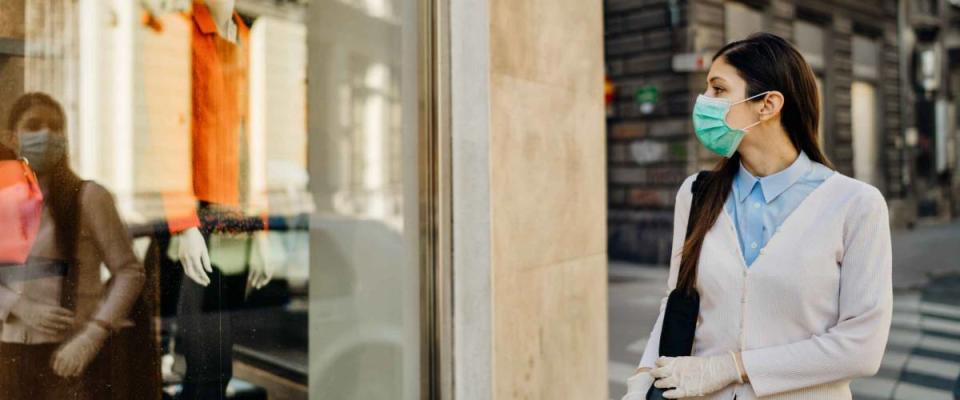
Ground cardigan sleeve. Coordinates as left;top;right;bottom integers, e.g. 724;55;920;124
82;183;146;327
637;173;696;369
740;186;893;397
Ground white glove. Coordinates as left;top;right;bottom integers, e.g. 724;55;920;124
621;369;655;400
247;231;273;290
51;322;109;377
651;353;743;399
177;227;211;286
11;297;74;336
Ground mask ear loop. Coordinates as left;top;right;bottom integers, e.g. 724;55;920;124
734;91;772;132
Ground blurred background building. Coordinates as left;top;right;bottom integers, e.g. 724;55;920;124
604;2;960;400
605;0;960;265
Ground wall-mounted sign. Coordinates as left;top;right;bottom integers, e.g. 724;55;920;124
635;85;659;115
630;140;667;165
672;52;713;72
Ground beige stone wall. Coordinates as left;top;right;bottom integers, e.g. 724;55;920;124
488;0;607;398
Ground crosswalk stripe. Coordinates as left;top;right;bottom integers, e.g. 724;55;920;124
923;314;960;336
880;345;910;371
851;375;898;399
893;294;921;312
887;327;923;348
923;300;960;320
918;334;960;357
903;353;960;381
892;381;954;400
892;311;922;328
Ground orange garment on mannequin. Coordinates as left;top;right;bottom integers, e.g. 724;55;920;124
164;2;250;233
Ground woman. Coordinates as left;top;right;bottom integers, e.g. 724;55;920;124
0;93;146;399
623;33;893;399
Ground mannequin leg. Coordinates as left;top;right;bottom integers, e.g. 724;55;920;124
177;226;234;400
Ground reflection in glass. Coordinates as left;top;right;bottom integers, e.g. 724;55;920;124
5;0;425;398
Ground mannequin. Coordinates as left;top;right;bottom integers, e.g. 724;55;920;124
206;0;237;42
170;1;271;398
174;2;232;288
174;0;270;290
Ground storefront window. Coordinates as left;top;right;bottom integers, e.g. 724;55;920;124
852;34;880;186
0;0;428;399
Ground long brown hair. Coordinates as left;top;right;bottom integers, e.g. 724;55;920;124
676;33;835;294
6;92;84;308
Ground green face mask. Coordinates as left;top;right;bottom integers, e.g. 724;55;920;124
691;91;770;157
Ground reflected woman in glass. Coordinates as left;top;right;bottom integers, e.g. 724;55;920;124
0;93;145;399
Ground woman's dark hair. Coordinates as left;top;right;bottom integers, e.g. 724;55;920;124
676;33;835;294
0;144;15;160
7;92;84;308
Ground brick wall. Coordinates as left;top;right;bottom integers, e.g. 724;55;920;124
606;0;694;264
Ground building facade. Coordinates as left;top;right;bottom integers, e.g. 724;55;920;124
605;0;912;265
901;0;960;220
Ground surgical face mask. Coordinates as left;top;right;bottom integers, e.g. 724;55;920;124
18;130;66;174
692;91;770;157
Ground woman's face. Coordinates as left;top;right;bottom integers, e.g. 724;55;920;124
11;104;65;148
9;104;68;174
703;57;763;132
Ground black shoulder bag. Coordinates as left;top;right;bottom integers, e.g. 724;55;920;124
646;170;711;400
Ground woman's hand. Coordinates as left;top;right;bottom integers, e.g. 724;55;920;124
51;322;109;377
651;353;743;399
10;297;74;336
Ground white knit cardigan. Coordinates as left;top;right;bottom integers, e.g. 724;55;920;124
637;170;893;399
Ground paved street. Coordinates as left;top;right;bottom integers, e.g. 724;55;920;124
609;219;960;400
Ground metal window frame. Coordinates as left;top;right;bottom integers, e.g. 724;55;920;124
419;0;452;398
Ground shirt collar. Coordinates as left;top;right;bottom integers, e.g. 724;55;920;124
192;2;246;37
734;150;812;204
192;2;219;35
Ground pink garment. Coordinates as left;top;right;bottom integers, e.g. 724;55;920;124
0;160;42;265
0;182;144;344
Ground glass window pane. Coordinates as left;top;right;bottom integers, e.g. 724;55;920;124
724;2;764;43
852;80;879;185
794;20;825;71
853;35;879;79
6;0;425;399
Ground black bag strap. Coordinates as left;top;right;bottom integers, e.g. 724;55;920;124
647;170;714;383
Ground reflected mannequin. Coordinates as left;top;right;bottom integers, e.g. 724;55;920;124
172;0;271;290
171;1;271;399
173;0;232;288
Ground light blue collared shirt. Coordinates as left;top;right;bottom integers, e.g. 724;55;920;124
724;150;835;267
